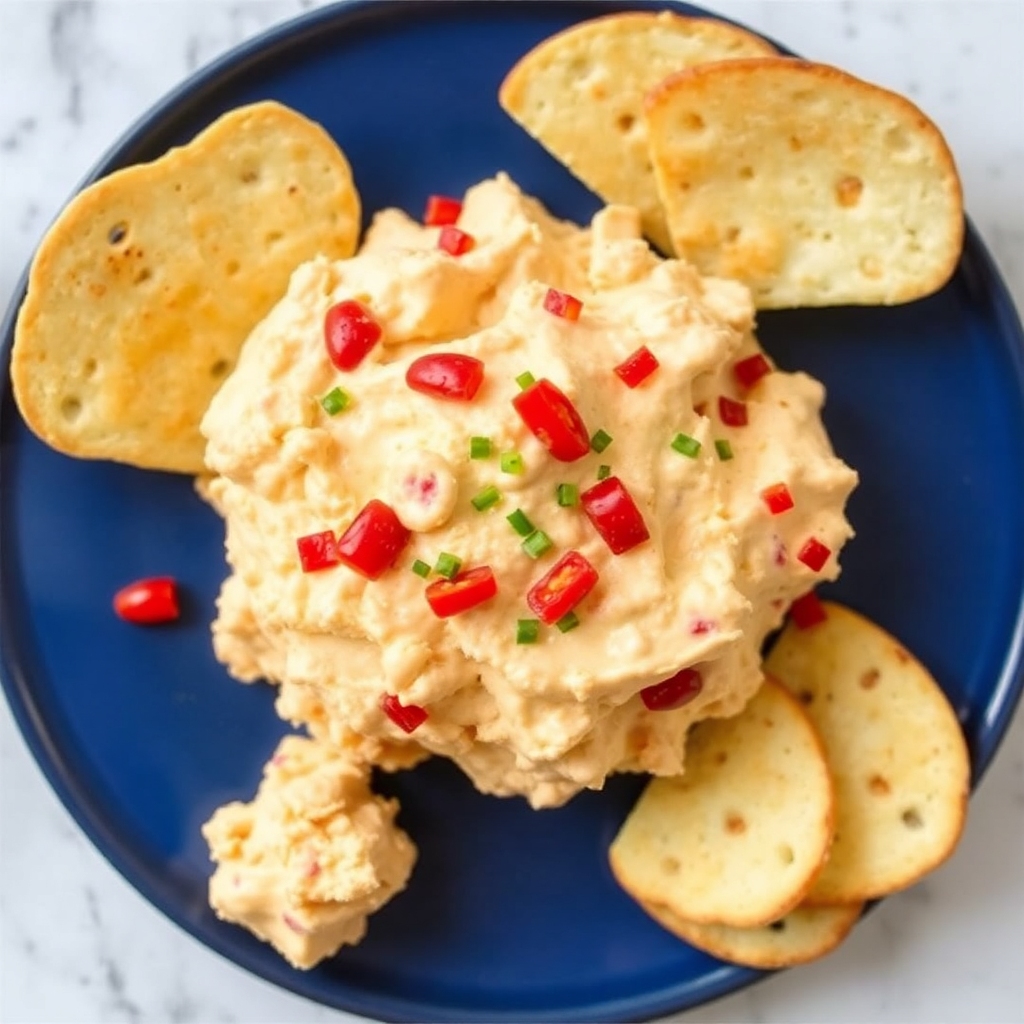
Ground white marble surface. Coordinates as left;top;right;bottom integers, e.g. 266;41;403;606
1;1;1023;1021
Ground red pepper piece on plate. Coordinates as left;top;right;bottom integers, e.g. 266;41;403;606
336;500;410;580
381;693;429;733
423;194;462;226
526;550;599;625
425;566;498;618
324;299;382;371
512;378;590;462
406;353;485;401
640;667;703;711
614;346;660;388
113;577;180;625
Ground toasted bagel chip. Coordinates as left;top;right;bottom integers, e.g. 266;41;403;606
644;58;964;307
766;601;970;904
498;11;776;254
643;898;863;969
12;101;361;473
610;677;834;928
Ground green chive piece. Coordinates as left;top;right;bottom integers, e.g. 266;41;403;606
597;464;612;480
556;611;580;633
671;433;702;458
469;436;492;459
434;552;462;579
556;483;579;507
715;439;734;462
411;559;431;578
507;509;534;537
516;619;541;644
590;428;613;453
320;387;350;415
500;451;525;475
515;371;536;390
522;529;554;559
471;485;502;511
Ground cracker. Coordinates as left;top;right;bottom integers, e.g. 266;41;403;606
644;58;964;307
609;677;834;928
498;11;776;254
766;601;970;904
11;101;361;473
643;898;863;969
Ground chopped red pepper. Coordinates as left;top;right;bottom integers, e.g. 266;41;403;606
336;500;410;580
296;530;341;573
761;482;795;516
423;194;462;226
718;395;748;427
527;550;599;625
324;300;382;371
113;577;179;625
614;346;660;388
690;618;717;635
425;565;498;617
406;353;484;401
790;591;828;629
512;378;590;462
733;353;772;391
797;537;831;572
640;668;703;711
381;693;429;733
438;225;475;256
581;476;650;555
543;288;583;321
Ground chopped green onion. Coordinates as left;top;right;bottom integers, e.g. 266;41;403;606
515;371;536;390
500;451;525;475
671;433;702;458
597;464;612;480
522;529;554;559
715;439;734;462
320;387;350;415
516;619;541;644
469;436;492;459
471;485;502;511
556;483;579;507
411;559;431;578
556;611;580;633
590;429;613;453
434;552;463;579
507;509;534;537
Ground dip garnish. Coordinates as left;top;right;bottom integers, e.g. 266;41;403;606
555;611;580;633
596;464;612;480
410;559;431;578
336;500;410;580
715;439;734;461
406;353;484;401
512;378;591;462
733;353;772;390
425;566;498;617
423;194;462;226
515;371;536;390
470;436;492;459
789;590;828;629
324;299;382;371
797;537;831;572
320;386;351;415
640;667;703;711
526;550;599;624
522;529;554;559
761;482;795;515
581;475;650;555
296;530;340;573
113;577;180;624
614;346;660;388
516;619;541;644
671;433;701;458
471;485;502;511
590;428;613;453
718;395;748;427
543;287;583;321
437;225;474;256
380;693;428;733
556;483;578;507
434;552;463;580
500;451;525;474
506;508;534;537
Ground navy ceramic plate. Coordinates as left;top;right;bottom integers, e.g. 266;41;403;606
2;2;1023;1021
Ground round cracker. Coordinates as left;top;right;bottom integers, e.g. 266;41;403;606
643;898;863;969
766;601;970;904
498;11;776;254
11;101;361;474
644;58;964;307
609;677;834;928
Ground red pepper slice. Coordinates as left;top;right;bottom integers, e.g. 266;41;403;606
336;500;410;580
640;667;703;711
581;476;650;555
543;288;583;321
296;530;341;572
526;550;599;625
324;300;383;371
614;346;660;388
113;577;180;625
797;537;831;572
380;693;429;733
761;482;795;516
789;591;828;629
512;378;591;462
406;353;485;401
718;395;748;427
425;566;498;618
423;195;462;226
438;225;475;256
733;353;772;391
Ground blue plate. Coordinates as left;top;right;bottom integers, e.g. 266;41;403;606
2;2;1023;1021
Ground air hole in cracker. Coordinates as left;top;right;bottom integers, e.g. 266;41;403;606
725;812;746;835
836;175;863;208
789;135;803;152
83;358;97;379
797;690;814;705
860;668;880;690
778;843;795;865
210;359;230;379
768;919;787;932
739;166;755;180
901;808;924;830
683;112;705;131
134;267;152;284
265;230;283;244
108;221;128;245
869;774;891;796
226;259;240;277
661;855;680;875
616;113;636;133
725;226;741;242
241;168;260;184
60;395;82;422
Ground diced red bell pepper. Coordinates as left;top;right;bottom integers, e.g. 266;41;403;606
797;537;831;572
324;299;382;371
438;225;474;256
614;346;660;388
425;566;498;618
336;500;410;580
640;667;703;711
113;577;180;624
543;288;583;321
733;353;772;390
761;482;795;516
296;530;341;573
581;476;650;555
718;395;748;427
423;195;462;226
526;550;599;625
381;693;429;733
406;353;485;401
789;591;828;629
512;378;590;462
